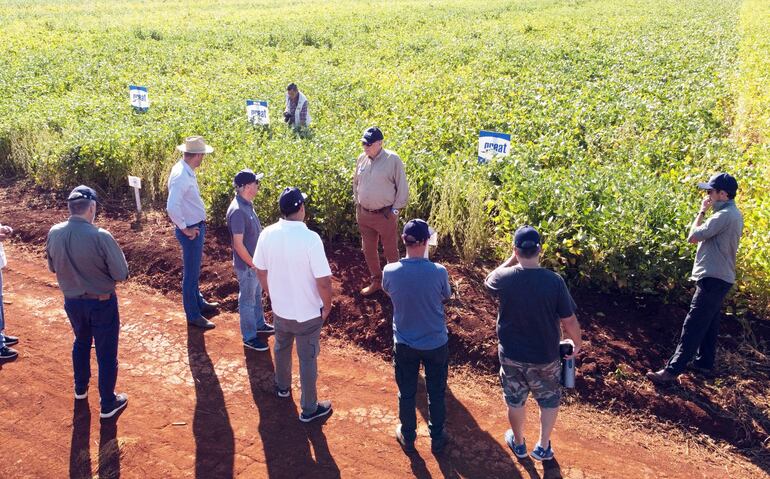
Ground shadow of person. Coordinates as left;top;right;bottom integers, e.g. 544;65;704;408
413;377;524;479
69;399;92;479
187;327;234;478
98;420;121;479
245;347;340;478
542;457;562;479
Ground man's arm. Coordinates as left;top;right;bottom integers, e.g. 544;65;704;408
256;268;269;298
560;314;582;359
232;234;256;269
352;155;361;204
392;156;409;210
101;232;129;282
315;275;333;320
45;233;56;273
484;254;518;289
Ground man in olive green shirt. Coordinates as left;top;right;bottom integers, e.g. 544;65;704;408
353;126;409;296
46;185;129;419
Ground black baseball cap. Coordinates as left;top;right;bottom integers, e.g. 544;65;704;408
514;225;540;250
697;172;738;196
402;219;434;244
361;126;384;145
279;187;307;215
233;169;264;188
67;185;99;203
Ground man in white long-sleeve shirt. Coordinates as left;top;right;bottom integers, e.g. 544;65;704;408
166;136;219;329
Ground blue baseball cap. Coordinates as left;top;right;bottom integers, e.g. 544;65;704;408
361;126;384;145
278;187;307;215
233;169;264;188
514;225;540;250
67;185;99;203
402;219;434;244
697;172;738;196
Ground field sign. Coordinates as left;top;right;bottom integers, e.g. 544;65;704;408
128;175;142;216
478;130;511;164
129;85;149;111
246;100;270;125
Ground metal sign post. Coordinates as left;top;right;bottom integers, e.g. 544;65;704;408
128;175;142;224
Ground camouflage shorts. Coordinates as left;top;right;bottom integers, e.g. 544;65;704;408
499;354;561;409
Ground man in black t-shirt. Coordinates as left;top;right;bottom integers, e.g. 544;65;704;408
485;226;582;462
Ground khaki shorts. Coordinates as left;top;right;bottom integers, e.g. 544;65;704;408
499;353;561;409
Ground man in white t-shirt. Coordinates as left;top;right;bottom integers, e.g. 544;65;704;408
255;187;334;422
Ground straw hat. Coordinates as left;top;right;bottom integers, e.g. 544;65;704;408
176;136;214;154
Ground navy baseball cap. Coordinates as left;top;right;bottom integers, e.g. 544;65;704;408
402;219;434;244
279;187;307;215
233;169;264;188
698;173;738;196
514;225;541;250
67;185;99;203
361;126;384;145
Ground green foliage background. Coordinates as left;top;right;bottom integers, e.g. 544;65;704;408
0;0;767;310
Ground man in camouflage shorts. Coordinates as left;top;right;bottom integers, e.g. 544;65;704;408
485;226;582;462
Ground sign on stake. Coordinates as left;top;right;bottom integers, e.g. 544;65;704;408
128;175;142;223
129;85;149;112
246;100;270;125
478;130;511;164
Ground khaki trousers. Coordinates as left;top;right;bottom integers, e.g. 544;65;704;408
273;314;323;416
356;205;400;283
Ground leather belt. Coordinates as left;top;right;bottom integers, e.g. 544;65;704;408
70;293;113;301
359;205;387;214
186;221;206;228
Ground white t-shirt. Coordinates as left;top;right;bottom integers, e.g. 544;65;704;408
254;219;332;321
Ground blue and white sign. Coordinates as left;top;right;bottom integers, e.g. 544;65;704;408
246;100;270;125
129;85;149;111
478;130;511;164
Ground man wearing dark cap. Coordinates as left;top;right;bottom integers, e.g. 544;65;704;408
254;187;334;422
485;226;582;462
166;136;219;329
226;169;274;352
382;219;452;453
647;173;744;384
353;126;410;296
46;186;130;419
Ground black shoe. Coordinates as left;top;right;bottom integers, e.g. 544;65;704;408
689;364;715;378
200;301;220;315
2;334;19;347
75;385;89;400
299;400;332;422
275;386;291;398
431;431;450;453
256;323;275;335
188;317;215;330
395;424;416;452
244;337;269;352
0;346;18;360
100;393;128;419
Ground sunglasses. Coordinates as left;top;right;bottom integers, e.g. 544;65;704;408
361;141;373;147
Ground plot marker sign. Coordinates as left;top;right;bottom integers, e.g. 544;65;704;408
128;175;142;222
246;100;270;125
478;130;511;164
129;85;149;111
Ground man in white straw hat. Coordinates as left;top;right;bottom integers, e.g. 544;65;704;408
167;136;219;330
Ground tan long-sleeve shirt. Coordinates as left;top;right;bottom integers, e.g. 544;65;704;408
353;148;409;210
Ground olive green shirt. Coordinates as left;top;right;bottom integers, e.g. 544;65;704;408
46;216;129;297
353;148;409;210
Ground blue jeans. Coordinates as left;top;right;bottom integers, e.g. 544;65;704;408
394;342;449;441
64;294;120;407
236;267;266;341
0;268;5;348
175;223;206;322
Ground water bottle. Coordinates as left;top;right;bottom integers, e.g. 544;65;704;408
559;339;575;388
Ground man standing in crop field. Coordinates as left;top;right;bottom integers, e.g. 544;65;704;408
353;126;409;296
46;186;129;419
647;173;743;385
0;221;19;360
167;136;219;330
283;83;311;128
255;187;334;422
383;219;452;453
485;226;582;462
226;169;274;352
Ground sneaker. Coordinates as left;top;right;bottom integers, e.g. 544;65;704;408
360;282;382;296
645;369;677;385
431;431;451;453
504;429;528;459
1;334;19;346
299;400;332;422
395;424;416;452
275;386;291;398
256;323;275;335
244;337;269;352
0;346;18;360
100;393;128;419
530;441;554;461
188;316;215;330
74;386;89;400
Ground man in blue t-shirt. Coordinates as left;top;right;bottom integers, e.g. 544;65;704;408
485;225;582;462
383;219;452;453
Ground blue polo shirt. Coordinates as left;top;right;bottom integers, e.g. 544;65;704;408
382;257;452;350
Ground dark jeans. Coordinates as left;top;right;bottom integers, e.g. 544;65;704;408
174;223;206;322
394;342;448;441
665;277;732;375
64;294;120;407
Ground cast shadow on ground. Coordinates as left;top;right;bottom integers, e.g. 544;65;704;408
69;399;92;478
98;419;121;479
245;347;340;478
187;327;235;479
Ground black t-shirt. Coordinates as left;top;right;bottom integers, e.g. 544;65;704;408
485;266;576;363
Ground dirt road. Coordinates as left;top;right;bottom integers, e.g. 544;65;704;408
0;243;763;478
